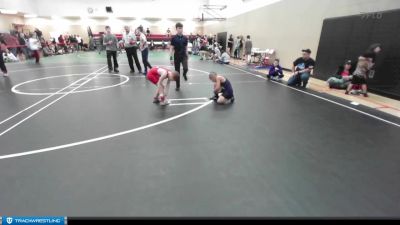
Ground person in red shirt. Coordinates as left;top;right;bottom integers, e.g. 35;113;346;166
147;67;179;105
326;60;355;89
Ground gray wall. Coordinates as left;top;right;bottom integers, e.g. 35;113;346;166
204;0;400;69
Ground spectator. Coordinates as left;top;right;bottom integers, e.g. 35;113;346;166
28;33;41;64
103;26;119;73
233;36;239;59
58;35;67;52
120;26;142;74
8;33;18;57
239;36;244;59
234;36;242;59
345;58;370;97
89;35;95;51
137;26;153;75
199;37;210;60
189;33;194;44
146;28;151;37
326;60;355;89
227;34;234;56
72;35;79;51
212;44;221;62
192;36;200;55
98;34;104;54
17;32;28;60
208;35;213;46
244;35;253;64
267;59;284;81
362;43;382;79
216;49;230;65
34;28;43;40
76;35;83;51
287;49;315;88
150;40;155;50
42;45;54;57
0;39;8;76
213;35;217;45
39;37;46;49
166;28;171;37
49;44;56;54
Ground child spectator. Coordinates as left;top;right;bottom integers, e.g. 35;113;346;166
345;57;370;97
267;59;284;81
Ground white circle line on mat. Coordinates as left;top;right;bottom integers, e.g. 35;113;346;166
11;73;130;96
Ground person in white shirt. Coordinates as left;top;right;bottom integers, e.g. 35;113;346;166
212;45;221;62
120;26;142;73
217;50;230;65
136;26;152;75
28;33;40;63
76;35;82;51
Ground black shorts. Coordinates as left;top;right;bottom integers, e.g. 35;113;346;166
351;75;367;85
200;46;207;51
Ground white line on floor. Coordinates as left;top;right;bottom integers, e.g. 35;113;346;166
0;101;213;160
170;103;208;106
226;65;400;128
11;73;130;96
8;64;105;74
0;66;109;136
169;98;209;101
0;67;108;126
188;81;262;85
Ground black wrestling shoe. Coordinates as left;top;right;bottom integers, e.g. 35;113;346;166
209;96;218;101
175;87;180;91
130;70;135;74
363;93;369;97
114;69;119;73
230;97;235;103
345;91;349;95
183;75;188;81
109;69;113;73
153;98;160;104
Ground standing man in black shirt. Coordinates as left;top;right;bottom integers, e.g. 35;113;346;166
170;22;189;91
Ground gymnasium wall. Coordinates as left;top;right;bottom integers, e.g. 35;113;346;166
203;0;400;69
12;17;203;42
0;14;25;33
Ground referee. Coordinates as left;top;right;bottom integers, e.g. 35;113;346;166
170;22;189;91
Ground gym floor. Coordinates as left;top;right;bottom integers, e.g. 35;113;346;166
0;51;400;217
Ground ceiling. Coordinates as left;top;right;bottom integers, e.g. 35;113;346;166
0;0;282;20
